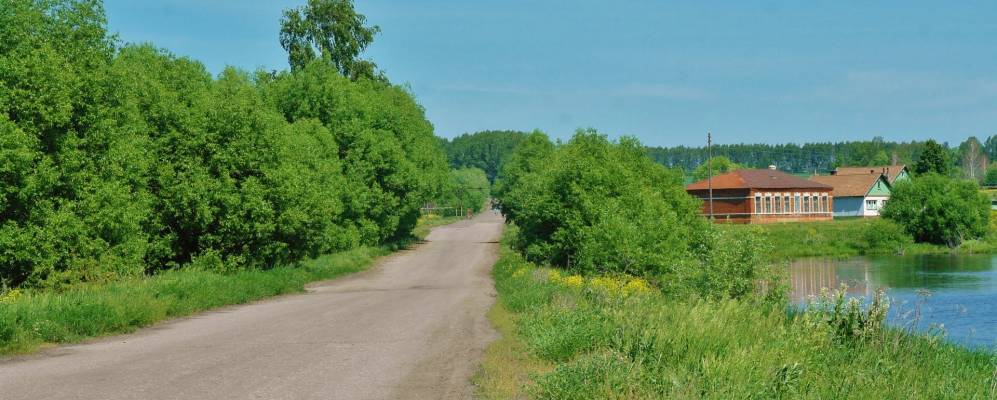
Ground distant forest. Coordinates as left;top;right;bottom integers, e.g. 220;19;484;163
443;131;997;183
646;136;997;176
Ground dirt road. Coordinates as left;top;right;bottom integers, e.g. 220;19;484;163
0;213;504;400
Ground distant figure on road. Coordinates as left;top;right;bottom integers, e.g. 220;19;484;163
466;208;473;219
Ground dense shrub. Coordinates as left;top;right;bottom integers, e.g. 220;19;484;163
0;1;448;287
881;174;989;247
497;130;705;277
858;218;913;255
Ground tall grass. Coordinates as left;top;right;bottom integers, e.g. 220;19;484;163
0;247;387;356
477;228;997;399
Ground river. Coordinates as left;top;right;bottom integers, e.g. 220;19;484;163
788;254;997;349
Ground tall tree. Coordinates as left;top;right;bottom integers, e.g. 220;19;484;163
914;140;951;176
279;0;381;80
960;136;987;183
691;156;742;181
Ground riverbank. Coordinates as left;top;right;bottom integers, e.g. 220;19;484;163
475;228;996;398
0;216;457;356
722;218;997;261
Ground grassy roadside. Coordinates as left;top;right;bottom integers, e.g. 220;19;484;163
0;217;454;356
722;218;997;261
475;227;997;399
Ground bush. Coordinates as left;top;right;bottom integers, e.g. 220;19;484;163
881;174;989;247
858;219;914;255
497;130;705;277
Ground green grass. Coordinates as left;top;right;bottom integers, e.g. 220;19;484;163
0;216;462;356
476;227;997;399
721;218;997;261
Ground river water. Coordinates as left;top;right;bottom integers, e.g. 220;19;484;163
788;254;997;349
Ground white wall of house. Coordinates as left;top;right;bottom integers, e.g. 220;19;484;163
862;195;889;217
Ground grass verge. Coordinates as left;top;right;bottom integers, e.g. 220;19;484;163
476;226;997;399
0;216;459;356
722;218;997;261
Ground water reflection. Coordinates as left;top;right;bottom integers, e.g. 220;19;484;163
787;254;997;349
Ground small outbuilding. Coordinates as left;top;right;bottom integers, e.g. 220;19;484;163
686;168;834;224
809;173;892;217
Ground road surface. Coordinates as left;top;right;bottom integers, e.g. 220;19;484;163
0;213;504;400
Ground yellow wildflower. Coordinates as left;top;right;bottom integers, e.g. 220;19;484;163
511;268;527;278
562;275;584;288
588;276;623;295
547;270;562;283
0;289;22;304
623;278;652;295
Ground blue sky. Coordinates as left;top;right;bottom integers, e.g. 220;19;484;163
103;1;997;147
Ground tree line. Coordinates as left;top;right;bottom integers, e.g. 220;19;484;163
0;0;448;288
648;136;997;184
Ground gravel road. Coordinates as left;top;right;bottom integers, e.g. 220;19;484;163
0;213;504;400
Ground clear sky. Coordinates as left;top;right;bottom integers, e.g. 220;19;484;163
103;1;997;147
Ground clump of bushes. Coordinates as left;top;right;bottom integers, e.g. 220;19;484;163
0;1;447;288
881;173;989;247
858;219;914;255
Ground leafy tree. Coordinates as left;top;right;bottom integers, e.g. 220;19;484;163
691;156;742;181
985;162;997;186
0;0;448;288
881;174;989;247
441;130;527;182
279;0;381;80
492;131;555;222
913;139;951;176
436;168;490;214
959;136;988;183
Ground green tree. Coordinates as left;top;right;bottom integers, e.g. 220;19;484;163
441;130;527;182
913;140;951;176
691;156;742;181
436;168;490;214
881;174;989;247
985;162;997;186
279;0;381;79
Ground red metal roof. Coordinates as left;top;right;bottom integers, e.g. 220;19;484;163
686;169;833;191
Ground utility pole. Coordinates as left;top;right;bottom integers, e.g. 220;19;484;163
707;131;714;220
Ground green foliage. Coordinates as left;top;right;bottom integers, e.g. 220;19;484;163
881;174;989;247
441;130;527;182
0;1;447;288
858;218;914;255
802;286;889;344
690;155;741;181
497;130;705;277
913;139;951;176
436;167;490;213
984;162;997;186
685;227;785;302
279;0;381;80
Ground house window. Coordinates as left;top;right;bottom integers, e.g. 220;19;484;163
754;195;761;214
866;199;878;210
784;195;790;214
812;195;819;213
822;195;829;213
794;194;801;213
765;195;772;214
803;194;810;213
774;195;782;214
